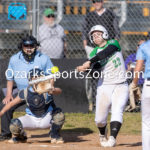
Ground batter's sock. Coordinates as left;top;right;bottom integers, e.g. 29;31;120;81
98;125;107;135
110;121;122;139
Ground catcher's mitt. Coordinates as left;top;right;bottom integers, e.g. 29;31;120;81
33;78;54;94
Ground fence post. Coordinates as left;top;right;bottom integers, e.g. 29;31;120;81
32;0;38;37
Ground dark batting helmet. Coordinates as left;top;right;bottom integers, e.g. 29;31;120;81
18;35;40;62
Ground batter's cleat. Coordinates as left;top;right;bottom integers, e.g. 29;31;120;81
8;136;27;144
51;136;64;144
100;135;107;143
99;127;108;146
0;134;12;141
101;136;116;147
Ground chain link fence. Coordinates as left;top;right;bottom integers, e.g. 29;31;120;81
0;0;150;58
0;0;33;58
0;0;149;111
0;0;149;59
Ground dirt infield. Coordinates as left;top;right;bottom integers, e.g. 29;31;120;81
0;130;142;150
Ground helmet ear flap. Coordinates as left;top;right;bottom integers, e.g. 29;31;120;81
102;32;109;40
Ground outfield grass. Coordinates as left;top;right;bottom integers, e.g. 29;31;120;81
13;112;141;135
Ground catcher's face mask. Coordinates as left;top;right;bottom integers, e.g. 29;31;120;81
23;44;36;56
20;36;39;62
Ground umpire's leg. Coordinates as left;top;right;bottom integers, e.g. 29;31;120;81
0;94;25;137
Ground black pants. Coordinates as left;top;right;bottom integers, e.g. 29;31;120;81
0;94;25;136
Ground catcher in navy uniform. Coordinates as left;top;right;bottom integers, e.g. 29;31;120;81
0;68;65;144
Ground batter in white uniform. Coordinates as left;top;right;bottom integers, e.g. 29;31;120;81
77;25;128;147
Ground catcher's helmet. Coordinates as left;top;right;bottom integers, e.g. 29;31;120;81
18;35;40;62
28;68;44;81
89;25;109;43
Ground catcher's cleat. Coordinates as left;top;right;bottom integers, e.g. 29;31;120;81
51;136;64;144
8;136;27;144
101;136;116;147
0;134;12;141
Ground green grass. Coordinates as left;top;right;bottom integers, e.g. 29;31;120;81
63;112;141;135
3;112;141;135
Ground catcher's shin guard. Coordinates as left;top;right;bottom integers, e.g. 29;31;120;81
50;108;65;143
9;119;27;140
50;123;63;140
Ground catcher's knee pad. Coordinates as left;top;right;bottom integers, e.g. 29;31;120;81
52;108;65;126
9;119;23;136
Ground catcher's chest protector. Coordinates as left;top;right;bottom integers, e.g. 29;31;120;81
24;89;53;117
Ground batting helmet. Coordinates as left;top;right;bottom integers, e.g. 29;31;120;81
89;25;109;44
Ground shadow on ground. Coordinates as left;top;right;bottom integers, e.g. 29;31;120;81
118;142;142;147
29;128;93;143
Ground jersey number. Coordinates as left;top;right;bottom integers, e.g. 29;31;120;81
112;57;121;68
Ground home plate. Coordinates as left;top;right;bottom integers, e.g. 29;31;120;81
40;145;49;147
50;145;63;148
29;145;48;148
29;145;62;148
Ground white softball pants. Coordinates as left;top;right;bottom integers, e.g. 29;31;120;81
141;82;150;150
95;82;128;127
18;112;52;129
